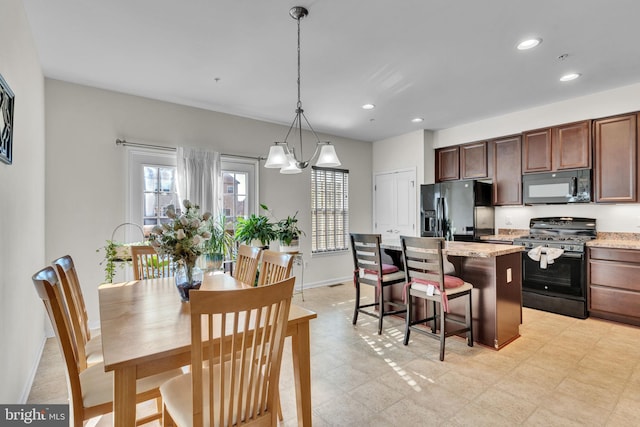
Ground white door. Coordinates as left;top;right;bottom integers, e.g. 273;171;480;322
374;169;416;244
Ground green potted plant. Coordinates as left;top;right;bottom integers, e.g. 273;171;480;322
203;213;234;270
277;212;305;253
234;204;276;247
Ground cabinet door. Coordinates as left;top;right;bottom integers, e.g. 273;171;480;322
492;136;522;205
594;114;637;203
554;120;591;170
461;141;488;179
436;146;459;182
522;128;552;173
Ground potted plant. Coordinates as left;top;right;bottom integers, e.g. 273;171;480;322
277;212;305;253
203;213;234;270
234;204;276;247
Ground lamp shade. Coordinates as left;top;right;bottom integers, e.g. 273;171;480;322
315;143;341;167
264;144;288;168
280;153;302;174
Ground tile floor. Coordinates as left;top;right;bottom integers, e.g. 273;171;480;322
29;283;640;426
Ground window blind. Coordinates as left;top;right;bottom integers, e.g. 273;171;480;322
311;166;349;253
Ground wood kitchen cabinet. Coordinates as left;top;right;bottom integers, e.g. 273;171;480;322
522;120;591;173
436;146;459;181
460;141;488;179
594;113;639;203
589;247;640;327
491;135;522;205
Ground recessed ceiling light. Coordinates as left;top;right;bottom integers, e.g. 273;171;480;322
362;104;375;110
411;117;424;123
517;38;542;50
560;73;581;82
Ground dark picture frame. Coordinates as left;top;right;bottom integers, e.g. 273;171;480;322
0;73;15;165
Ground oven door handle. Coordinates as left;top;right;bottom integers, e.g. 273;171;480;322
556;251;583;259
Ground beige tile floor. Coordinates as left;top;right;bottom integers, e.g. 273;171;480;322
29;283;640;426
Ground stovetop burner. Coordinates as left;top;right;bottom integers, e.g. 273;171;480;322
513;217;597;253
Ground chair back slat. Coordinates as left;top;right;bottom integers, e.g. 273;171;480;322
189;277;294;427
257;250;294;286
52;255;91;371
350;234;384;276
131;245;173;280
401;236;445;285
32;267;84;420
233;245;262;286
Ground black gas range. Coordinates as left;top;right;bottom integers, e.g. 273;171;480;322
513;217;596;319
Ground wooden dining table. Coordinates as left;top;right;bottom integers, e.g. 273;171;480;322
99;272;317;426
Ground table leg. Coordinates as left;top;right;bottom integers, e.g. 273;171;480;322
291;321;312;426
113;366;137;426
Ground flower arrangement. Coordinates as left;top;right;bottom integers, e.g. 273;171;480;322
149;200;212;268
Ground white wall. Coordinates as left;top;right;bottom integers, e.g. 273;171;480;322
433;82;640;233
44;79;371;328
0;0;47;403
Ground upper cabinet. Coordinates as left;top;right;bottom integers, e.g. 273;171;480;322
594;113;639;203
522;120;591;173
437;142;488;182
460;141;488;179
492;135;522;206
436;146;460;181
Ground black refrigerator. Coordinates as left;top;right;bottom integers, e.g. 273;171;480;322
420;180;494;241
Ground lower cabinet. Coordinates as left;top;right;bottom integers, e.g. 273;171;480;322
588;247;640;326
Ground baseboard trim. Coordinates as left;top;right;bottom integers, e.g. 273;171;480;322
20;335;47;404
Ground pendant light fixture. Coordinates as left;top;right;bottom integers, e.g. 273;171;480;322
264;6;341;174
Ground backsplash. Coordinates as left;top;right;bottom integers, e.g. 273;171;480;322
495;204;640;233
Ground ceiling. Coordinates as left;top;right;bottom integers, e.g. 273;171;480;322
22;0;640;142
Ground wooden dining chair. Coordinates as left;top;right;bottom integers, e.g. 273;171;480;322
52;255;102;370
400;236;473;361
257;250;294;286
232;244;262;286
131;245;173;280
32;266;182;426
350;233;407;335
159;276;295;427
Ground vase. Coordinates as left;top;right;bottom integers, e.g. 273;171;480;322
175;263;203;302
203;253;224;271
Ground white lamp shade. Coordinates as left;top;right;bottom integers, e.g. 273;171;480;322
315;143;341;167
264;144;288;168
280;153;302;174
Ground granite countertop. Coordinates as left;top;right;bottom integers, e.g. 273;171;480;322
480;229;528;242
381;241;524;258
587;232;640;250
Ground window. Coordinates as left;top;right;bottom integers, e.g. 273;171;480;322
311;166;349;253
221;156;259;228
142;165;180;226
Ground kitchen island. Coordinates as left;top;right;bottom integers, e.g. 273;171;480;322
381;241;524;350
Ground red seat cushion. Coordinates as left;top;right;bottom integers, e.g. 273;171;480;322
364;263;399;275
418;275;464;289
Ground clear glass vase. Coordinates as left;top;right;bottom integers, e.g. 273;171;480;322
175;263;203;302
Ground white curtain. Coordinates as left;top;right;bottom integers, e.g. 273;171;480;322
176;147;221;215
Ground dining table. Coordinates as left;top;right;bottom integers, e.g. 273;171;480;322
98;272;317;426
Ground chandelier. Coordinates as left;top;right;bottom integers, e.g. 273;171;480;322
264;6;341;174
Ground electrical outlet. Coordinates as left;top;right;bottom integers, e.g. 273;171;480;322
506;268;512;283
505;216;513;225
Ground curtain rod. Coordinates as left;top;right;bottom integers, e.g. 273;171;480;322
115;138;265;161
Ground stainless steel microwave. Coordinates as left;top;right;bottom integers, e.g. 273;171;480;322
522;169;592;204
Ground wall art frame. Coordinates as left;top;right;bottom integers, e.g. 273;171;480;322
0;73;15;165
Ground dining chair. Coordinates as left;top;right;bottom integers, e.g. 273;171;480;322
232;244;262;286
52;255;102;370
400;236;473;361
32;266;183;426
350;233;407;335
159;276;295;427
131;245;173;280
257;250;294;286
